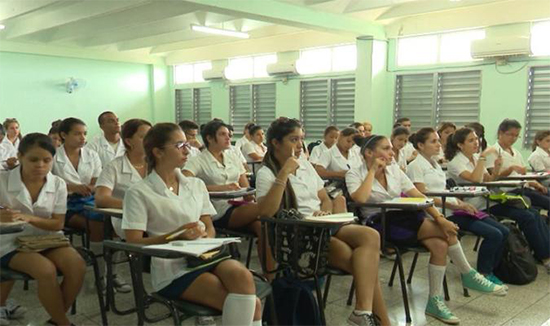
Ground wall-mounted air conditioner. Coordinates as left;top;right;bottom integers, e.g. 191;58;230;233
471;36;531;59
202;68;226;81
267;62;298;76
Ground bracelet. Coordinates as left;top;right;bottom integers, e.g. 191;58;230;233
274;178;287;187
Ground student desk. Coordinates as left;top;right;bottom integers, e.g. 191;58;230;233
500;172;550;182
425;188;491;215
208;187;256;199
0;222;25;235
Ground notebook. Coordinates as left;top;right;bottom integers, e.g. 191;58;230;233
382;197;434;206
208;188;253;197
303;212;357;223
146;238;241;257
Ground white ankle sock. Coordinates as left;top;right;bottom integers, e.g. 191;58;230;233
353;310;373;315
447;243;472;274
251;319;262;326
222;293;256;326
428;264;446;297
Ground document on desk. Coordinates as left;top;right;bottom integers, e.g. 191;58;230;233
450;186;489;195
303;212;357;223
383;197;434;206
208;188;253;197
146;238;241;257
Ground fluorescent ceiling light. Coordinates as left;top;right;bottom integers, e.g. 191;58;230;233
191;24;249;39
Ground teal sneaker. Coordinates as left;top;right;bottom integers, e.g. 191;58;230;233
485;273;508;291
425;295;460;325
461;269;506;296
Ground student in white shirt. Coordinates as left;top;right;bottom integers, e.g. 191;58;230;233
395;117;416;162
0;124;8;171
347;134;506;325
0;133;86;326
310;126;339;165
48;120;63;149
235;122;255;152
446;127;550;273
529;130;550;173
315;127;361;179
87;111;125;168
178;120;203;151
256;117;390;326
1;118;21;170
390;126;411;171
123;123;262;326
485;119;549;210
407;128;509;286
435;122;456;163
241;125;266;163
362;121;373;137
52;118;105;278
226;124;247;165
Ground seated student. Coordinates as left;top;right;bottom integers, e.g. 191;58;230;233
309;126;339;165
446;127;550;274
347;134;506;325
235;122;255;152
256;117;390;326
350;122;367;137
363;121;373;137
0;124;7;171
315;127;361;179
51;118;105;280
529;130;550;174
178;120;203;157
87;111;125;168
390;126;411;171
436;122;456;163
48;120;63;149
465;122;488;153
1;119;22;170
395;117;416;162
122;123;263;326
485;119;549;210
407;128;509;286
241;125;266;162
0;133;86;326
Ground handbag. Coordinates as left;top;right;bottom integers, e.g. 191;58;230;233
186;245;231;269
489;193;531;209
16;234;70;253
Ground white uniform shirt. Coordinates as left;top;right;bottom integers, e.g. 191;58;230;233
256;161;325;217
96;155;143;238
447;152;490;210
235;137;250;152
401;142;416;162
87;134;125;168
122;169;216;291
528;146;550;172
0;138;18;170
184;150;246;220
226;146;246;164
309;142;330;165
188;146;201;159
316;145;361;172
241;141;266;160
346;162;416;216
407;154;458;214
0;167;67;255
486;142;525;176
1;137;19;155
0;143;9;171
52;145;102;186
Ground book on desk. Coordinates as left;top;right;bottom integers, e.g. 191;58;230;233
146;237;241;257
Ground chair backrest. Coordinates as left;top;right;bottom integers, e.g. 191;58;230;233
307;140;322;154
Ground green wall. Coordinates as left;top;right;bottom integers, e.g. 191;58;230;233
0;52;170;138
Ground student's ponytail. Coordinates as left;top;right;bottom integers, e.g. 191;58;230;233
445;127;474;161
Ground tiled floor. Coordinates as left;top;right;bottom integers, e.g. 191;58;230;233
5;235;550;326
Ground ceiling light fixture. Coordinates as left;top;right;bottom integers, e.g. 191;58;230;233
191;24;249;39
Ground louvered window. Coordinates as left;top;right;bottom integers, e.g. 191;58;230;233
230;83;276;137
175;88;211;124
395;70;481;130
300;77;356;139
524;66;550;148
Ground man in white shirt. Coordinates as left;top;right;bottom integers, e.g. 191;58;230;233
178;120;203;150
87;111;125;167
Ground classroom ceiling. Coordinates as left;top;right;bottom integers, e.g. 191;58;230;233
0;0;547;63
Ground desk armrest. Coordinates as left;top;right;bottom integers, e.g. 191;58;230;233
104;240;188;259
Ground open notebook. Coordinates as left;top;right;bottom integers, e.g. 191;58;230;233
146;237;241;257
303;212;357;223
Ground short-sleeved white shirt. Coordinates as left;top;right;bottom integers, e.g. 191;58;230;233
122;169;216;291
316;145;361;172
226;146;246;164
447;152;489;210
401;142;416;162
52;145;102;186
1;137;19;154
86;134;125;168
394;150;408;171
256;161;325;217
528;146;550;172
0;167;67;255
346;162;416;216
242;141;266;160
235;137;250;152
309;142;330;165
184;150;246;220
0;138;17;170
486;142;525;176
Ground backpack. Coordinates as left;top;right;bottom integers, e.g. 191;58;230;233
265;274;322;326
307;140;322;155
494;222;538;285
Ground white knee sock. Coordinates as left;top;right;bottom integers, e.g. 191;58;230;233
447;242;472;274
222;293;256;326
428;264;446;297
90;241;105;279
251;319;262;326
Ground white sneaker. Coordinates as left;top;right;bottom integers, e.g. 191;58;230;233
0;307;9;326
113;275;132;293
5;299;26;319
195;316;216;326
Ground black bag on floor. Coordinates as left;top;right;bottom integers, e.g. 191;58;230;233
494;222;538;285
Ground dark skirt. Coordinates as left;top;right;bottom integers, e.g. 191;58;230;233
367;210;425;247
67;195;104;222
157;263;219;300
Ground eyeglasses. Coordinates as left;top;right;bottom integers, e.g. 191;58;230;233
164;141;191;151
